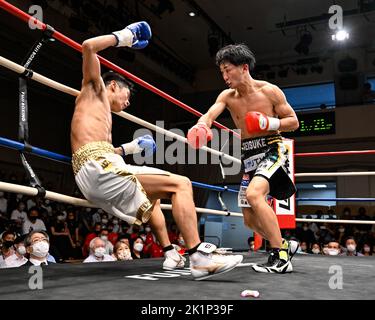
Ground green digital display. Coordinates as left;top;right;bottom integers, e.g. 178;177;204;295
285;111;335;137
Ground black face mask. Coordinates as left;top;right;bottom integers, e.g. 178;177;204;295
29;216;38;222
3;241;14;249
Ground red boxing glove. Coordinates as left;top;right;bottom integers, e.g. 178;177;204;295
187;122;213;149
245;111;280;134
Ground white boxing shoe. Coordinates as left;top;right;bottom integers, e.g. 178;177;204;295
163;247;186;270
189;243;243;280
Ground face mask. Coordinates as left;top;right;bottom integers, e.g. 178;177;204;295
85;208;91;213
145;227;151;233
346;244;356;252
339;228;345;233
57;216;65;221
100;235;108;241
328;249;339;256
17;245;27;256
29;216;38;222
320;226;326;230
3;240;14;249
300;246;307;251
94;247;106;258
303;227;308;231
312;248;320;254
113;220;118;225
32;241;49;258
179;239;185;247
134;243;143;252
364;246;370;253
102;219;108;224
117;250;131;261
19;205;25;211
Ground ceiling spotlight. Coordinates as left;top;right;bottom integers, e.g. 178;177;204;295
332;30;349;41
313;184;327;188
188;12;196;17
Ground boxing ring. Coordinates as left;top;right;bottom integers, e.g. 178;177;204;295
1;0;375;300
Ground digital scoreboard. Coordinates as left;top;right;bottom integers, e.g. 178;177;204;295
285;111;335;137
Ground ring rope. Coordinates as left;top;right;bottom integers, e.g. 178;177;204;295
1;181;374;224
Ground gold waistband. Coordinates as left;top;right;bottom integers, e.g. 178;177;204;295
72;141;115;175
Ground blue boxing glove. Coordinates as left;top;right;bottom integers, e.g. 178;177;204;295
112;21;152;49
121;135;156;157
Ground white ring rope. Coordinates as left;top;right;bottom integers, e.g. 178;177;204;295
1;181;374;225
0;55;241;165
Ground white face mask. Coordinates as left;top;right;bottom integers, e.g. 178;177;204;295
346;244;356;252
100;235;108;241
57;216;65;221
339;228;345;233
145;227;151;233
179;239;185;247
328;248;339;256
364;247;371;253
17;245;27;256
102;219;108;224
134;243;143;252
312;248;320;254
32;241;49;258
303;227;308;231
117;250;131;261
94;247;106;258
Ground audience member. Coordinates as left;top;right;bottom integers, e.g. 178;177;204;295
83;237;115;263
24;230;56;266
341;236;363;256
112;241;132;261
22;207;46;235
131;237;146;259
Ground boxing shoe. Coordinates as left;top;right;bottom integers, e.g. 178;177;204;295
113;21;151;49
251;240;298;274
284;239;299;261
189;243;243;280
163;246;186;270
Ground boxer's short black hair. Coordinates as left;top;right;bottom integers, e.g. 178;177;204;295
102;71;134;95
216;43;256;71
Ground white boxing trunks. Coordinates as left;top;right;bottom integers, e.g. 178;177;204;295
72;141;169;225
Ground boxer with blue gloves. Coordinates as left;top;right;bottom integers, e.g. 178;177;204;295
71;22;243;279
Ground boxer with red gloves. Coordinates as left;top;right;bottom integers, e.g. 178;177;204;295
187;44;299;274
